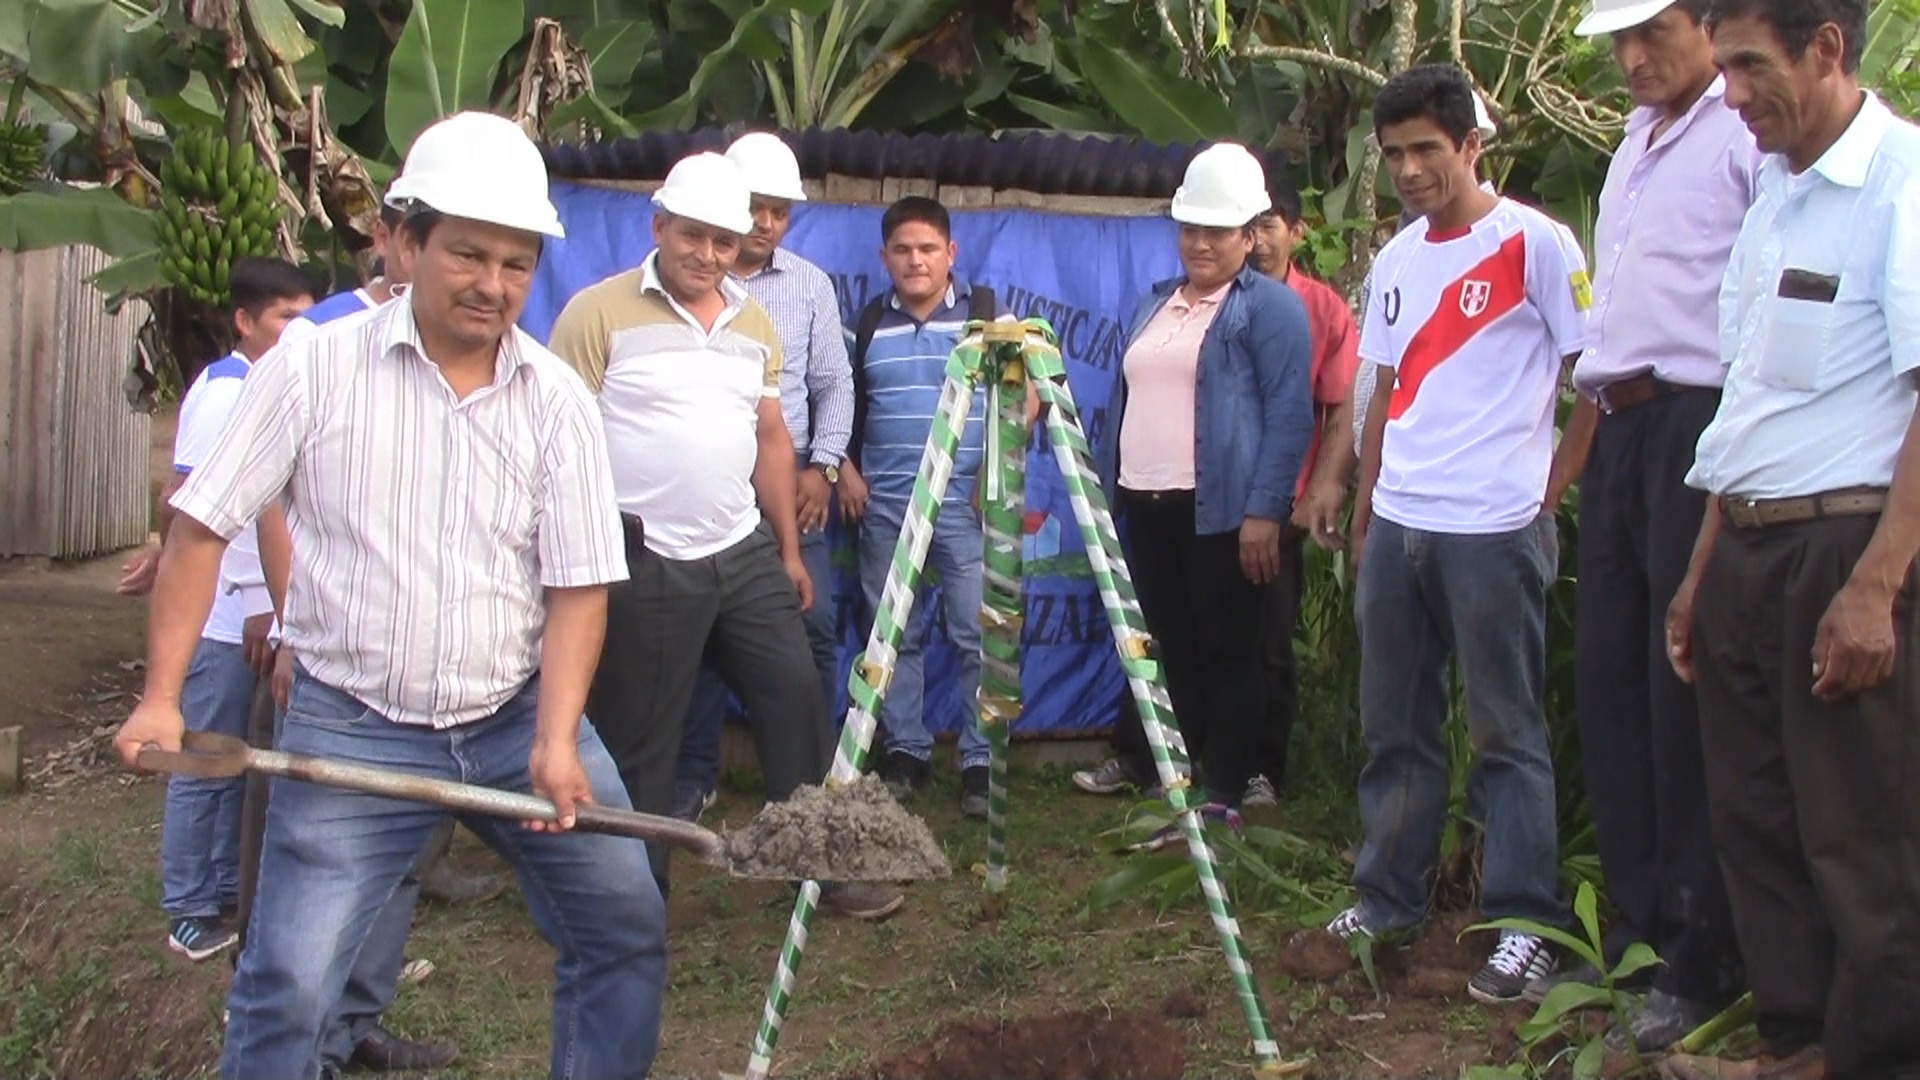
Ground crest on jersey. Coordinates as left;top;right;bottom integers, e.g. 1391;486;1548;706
1459;279;1492;318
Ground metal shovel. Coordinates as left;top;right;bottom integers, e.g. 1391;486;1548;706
138;732;948;883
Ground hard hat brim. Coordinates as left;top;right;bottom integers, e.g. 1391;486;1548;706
747;183;808;203
1574;0;1674;35
383;190;566;240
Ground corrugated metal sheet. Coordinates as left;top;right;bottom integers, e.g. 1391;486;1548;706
0;246;151;559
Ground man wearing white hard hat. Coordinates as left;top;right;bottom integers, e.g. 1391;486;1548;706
668;132;856;823
112;111;668;1078
550;151;902;920
1331;64;1593;1005
1525;0;1755;1041
1080;142;1313;849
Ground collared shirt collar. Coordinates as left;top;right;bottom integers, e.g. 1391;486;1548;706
640;250;751;308
737;246;790;282
379;292;528;389
1624;73;1729;143
884;277;966;316
1803;91;1892;189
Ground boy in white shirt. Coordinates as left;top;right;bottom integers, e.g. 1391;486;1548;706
1330;63;1592;1004
150;257;313;960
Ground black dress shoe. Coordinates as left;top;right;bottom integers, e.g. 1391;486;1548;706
350;1024;459;1072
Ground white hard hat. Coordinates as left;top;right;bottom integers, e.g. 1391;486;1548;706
1474;92;1498;141
386;112;564;239
652;151;753;236
1170;143;1272;228
1575;0;1675;35
724;132;808;202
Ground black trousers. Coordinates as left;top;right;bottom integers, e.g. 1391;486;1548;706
1111;489;1267;807
1693;509;1920;1078
589;521;832;894
1252;528;1307;788
1575;388;1742;1003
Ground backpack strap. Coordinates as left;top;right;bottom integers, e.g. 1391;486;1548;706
967;284;996;324
846;296;888;470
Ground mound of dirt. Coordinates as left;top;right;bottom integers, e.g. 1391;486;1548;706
847;1006;1187;1080
725;774;951;883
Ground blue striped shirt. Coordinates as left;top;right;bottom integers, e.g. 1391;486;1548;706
857;279;1004;509
738;249;855;466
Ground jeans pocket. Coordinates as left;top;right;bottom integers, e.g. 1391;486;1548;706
1534;512;1561;583
284;674;377;728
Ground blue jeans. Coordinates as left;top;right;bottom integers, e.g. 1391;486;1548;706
223;672;666;1080
858;500;989;770
264;701;426;1071
677;525;838;794
1353;515;1562;932
160;639;255;918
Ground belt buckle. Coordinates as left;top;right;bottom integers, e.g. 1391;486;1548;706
1723;495;1760;529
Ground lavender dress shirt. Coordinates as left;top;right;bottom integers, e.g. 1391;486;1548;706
1573;76;1759;396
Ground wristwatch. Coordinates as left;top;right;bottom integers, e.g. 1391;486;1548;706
815;461;841;484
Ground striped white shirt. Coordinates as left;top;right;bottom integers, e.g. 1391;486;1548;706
171;297;628;728
739;248;855;467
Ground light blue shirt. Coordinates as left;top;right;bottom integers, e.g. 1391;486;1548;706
1688;93;1920;498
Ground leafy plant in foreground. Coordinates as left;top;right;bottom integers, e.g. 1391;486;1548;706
1465;881;1660;1080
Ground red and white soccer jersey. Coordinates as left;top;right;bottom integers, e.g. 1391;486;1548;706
1359;198;1591;533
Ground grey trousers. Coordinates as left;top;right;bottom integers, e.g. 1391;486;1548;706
589;521;832;893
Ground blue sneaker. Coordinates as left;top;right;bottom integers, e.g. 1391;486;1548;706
168;916;237;962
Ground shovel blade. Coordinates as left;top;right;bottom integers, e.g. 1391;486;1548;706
136;731;254;779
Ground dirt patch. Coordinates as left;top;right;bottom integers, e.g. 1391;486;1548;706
846;1005;1186;1080
1276;927;1355;982
725;774;950;882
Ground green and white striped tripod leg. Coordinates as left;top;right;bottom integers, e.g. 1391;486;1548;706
977;336;1029;901
1027;360;1283;1070
744;347;982;1080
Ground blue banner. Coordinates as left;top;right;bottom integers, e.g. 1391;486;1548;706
523;181;1181;738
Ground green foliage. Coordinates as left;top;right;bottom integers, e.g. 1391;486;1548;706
0;183;154;254
1087;803;1348;922
384;0;529;153
1469;881;1660;1079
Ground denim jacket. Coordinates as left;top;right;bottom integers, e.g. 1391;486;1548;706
1094;262;1314;535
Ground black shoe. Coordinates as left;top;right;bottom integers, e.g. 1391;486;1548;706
350;1024;459;1072
960;766;989;819
876;750;930;799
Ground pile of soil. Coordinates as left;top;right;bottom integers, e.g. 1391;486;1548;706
725;774;950;882
846;1005;1187;1080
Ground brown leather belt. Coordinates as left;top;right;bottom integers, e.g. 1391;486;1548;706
1721;487;1888;530
1595;372;1697;414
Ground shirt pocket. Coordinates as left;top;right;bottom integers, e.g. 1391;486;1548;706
1753;295;1836;392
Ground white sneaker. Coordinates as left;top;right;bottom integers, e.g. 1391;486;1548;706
1326;905;1372;940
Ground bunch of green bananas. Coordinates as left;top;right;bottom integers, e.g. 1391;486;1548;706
155;128;287;307
0;122;46;195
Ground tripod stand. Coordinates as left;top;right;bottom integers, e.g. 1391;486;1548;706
744;317;1284;1078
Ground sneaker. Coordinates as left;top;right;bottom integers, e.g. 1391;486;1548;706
670;782;717;823
1072;757;1136;795
1326;905;1373;941
819;881;905;921
959;766;989;819
876;751;930;799
1130;802;1243;853
168;916;238;962
1470;931;1557;1004
1243;775;1279;807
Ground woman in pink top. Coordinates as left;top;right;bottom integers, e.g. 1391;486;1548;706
1087;144;1315;846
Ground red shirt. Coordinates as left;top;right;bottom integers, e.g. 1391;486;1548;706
1283;266;1360;498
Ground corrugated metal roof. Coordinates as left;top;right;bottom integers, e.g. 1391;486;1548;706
542;127;1291;199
